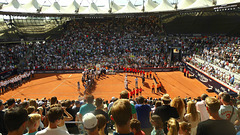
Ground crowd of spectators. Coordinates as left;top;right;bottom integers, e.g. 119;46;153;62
1;18;239;82
1;17;184;73
180;36;240;90
186;54;240;90
200;37;240;74
0;44;30;72
1;91;240;135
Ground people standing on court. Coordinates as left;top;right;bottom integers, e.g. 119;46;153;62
142;74;145;85
149;70;152;78
132;88;135;98
152;83;155;93
157;83;161;93
183;67;186;77
125;79;128;90
135;77;138;88
139;87;142;95
187;70;190;78
77;81;80;90
196;97;236;135
136;88;139;97
130;90;133;99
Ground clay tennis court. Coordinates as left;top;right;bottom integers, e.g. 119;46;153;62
0;71;216;102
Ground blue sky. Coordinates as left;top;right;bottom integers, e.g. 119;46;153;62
0;0;180;6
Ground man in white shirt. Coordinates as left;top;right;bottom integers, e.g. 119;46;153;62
36;107;70;135
135;77;138;88
196;94;209;121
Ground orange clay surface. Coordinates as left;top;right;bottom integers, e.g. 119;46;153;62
0;71;216;102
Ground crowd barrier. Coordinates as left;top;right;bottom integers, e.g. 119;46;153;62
0;68;18;80
185;62;238;97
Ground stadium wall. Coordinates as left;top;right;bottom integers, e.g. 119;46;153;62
0;68;18;80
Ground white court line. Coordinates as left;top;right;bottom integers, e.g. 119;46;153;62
12;89;25;98
12;81;35;98
49;80;66;93
49;74;72;93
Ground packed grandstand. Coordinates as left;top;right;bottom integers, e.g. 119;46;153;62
1;0;240;135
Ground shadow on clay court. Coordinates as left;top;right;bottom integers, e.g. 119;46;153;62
98;75;109;80
18;75;81;90
161;86;167;93
87;81;97;94
127;74;142;78
154;93;162;96
31;74;56;81
143;82;150;89
119;74;123;76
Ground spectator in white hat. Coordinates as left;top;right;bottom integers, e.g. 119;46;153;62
83;113;99;135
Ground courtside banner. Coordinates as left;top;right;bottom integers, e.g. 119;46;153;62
0;68;18;80
35;70;83;74
185;62;237;97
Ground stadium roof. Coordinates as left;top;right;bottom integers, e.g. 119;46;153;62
0;0;239;15
0;0;239;41
177;0;196;10
151;0;174;12
21;0;41;13
140;0;158;12
185;0;214;9
116;1;141;13
110;1;122;13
